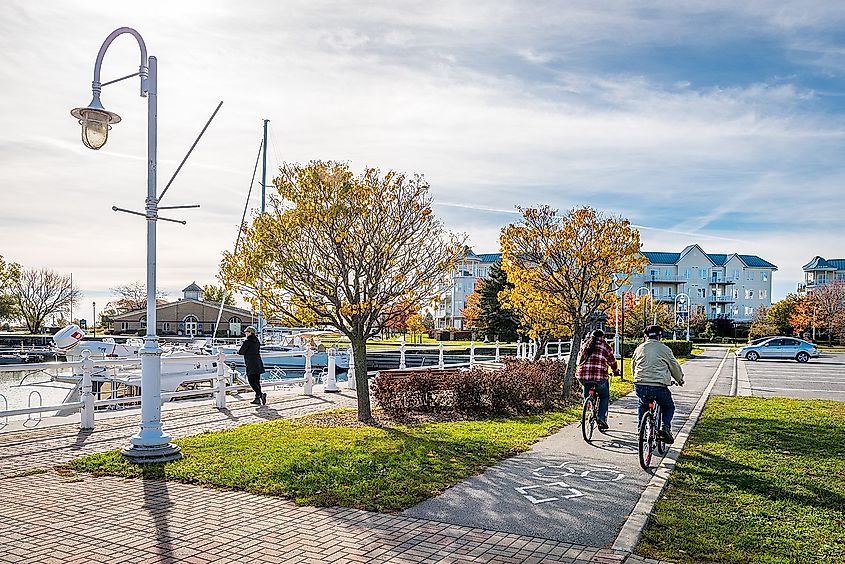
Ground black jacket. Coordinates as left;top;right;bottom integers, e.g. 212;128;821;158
238;334;265;375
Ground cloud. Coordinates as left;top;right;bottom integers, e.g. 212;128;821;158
1;0;844;305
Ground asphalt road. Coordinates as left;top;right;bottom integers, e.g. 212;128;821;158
402;348;731;547
737;351;845;401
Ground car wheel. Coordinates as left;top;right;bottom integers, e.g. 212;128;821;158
746;351;759;361
796;352;809;363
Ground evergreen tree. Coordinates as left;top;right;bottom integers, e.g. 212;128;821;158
478;261;519;342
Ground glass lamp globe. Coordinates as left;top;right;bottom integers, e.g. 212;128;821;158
71;103;122;150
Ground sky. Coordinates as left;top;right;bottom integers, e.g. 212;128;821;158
2;1;844;311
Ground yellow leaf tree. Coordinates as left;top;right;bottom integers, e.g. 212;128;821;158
461;279;483;332
220;161;461;421
500;206;646;395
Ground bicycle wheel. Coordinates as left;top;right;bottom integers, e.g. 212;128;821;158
638;411;655;469
655;404;669;455
581;394;597;442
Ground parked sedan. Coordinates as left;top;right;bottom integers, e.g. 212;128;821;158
736;337;819;363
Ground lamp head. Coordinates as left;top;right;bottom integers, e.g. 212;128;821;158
71;95;121;150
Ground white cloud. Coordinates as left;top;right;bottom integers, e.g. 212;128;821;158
0;0;843;306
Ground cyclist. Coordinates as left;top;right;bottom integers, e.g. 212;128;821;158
575;329;620;431
631;325;684;443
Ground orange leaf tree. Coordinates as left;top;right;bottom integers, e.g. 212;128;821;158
500;206;646;395
220;161;461;421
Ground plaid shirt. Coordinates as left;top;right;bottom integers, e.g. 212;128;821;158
575;338;618;382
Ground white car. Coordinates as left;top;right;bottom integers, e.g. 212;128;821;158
736;337;819;363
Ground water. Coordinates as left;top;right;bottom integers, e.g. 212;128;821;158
0;368;76;421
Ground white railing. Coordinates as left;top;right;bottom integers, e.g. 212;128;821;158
1;341;542;431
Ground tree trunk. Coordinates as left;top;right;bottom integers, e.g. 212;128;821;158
563;328;583;398
352;336;372;422
532;336;550;361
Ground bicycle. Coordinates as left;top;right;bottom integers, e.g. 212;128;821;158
638;383;675;470
581;385;598;442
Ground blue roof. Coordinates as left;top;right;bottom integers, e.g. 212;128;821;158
738;255;777;269
642;250;776;269
642;252;680;264
804;256;845;270
707;254;728;265
476;253;502;264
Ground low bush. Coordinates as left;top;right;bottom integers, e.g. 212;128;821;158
372;358;571;417
621;339;693;357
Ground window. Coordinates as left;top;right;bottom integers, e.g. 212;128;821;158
732;288;738;299
747;271;754;281
139;315;147;328
732;269;740;280
782;339;799;347
121;322;129;331
745;306;753;316
700;269;707;280
760;289;767;299
163;322;170;332
697;288;706;298
761;272;768;281
745;289;754;299
683;269;690;279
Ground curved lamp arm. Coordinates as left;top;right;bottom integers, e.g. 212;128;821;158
91;27;149;98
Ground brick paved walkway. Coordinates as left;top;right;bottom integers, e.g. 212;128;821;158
0;387;667;563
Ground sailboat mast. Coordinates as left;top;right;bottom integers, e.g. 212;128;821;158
257;119;269;340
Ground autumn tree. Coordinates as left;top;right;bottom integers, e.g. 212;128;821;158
381;299;415;337
767;294;799;335
688;308;708;337
461;279;482;331
13;268;81;333
749;305;777;339
202;284;235;306
0;255;21;321
809;283;845;344
622;295;675;338
501;206;646;395
406;313;427;343
477;261;519;342
107;281;168;314
499;283;571;360
220;161;460;422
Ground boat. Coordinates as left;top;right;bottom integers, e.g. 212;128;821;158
216;330;350;372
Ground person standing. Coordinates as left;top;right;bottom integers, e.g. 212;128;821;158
575;329;620;431
238;326;266;406
631;325;684;443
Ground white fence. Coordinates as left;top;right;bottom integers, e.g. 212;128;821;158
0;339;570;431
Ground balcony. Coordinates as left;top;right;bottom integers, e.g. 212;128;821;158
653;294;682;302
709;277;738;285
708;296;735;303
707;313;734;320
642;274;688;283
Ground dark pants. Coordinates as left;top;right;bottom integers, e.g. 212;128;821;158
634;384;674;430
247;372;263;399
580;379;610;422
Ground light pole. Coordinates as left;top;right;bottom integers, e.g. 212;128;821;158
635;286;656;330
674;293;690;341
71;27;181;463
92;302;96;338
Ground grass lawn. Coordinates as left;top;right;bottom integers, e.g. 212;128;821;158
636;396;845;564
68;378;633;512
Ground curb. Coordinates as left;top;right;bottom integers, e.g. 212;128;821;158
610;348;731;556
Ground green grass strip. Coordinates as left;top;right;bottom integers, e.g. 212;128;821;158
636;396;845;564
69;379;632;512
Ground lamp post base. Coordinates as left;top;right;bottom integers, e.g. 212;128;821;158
121;443;182;464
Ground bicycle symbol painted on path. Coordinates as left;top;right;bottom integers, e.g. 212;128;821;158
513;461;626;505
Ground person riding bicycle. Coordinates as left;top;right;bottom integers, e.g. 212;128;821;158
632;325;684;444
575;329;620;431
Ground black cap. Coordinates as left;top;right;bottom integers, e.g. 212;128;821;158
644;325;663;339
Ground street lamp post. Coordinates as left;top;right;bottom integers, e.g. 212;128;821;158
674;293;690;341
635;287;656;330
92;302;96;338
71;27;181;463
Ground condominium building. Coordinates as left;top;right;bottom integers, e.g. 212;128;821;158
798;256;845;294
619;244;777;322
432;248;501;329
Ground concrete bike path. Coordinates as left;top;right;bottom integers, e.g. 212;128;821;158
403;347;730;548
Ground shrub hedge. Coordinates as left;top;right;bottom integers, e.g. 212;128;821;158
621;339;693;357
372;358;572;417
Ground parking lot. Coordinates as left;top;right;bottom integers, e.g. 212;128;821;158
739;351;845;401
